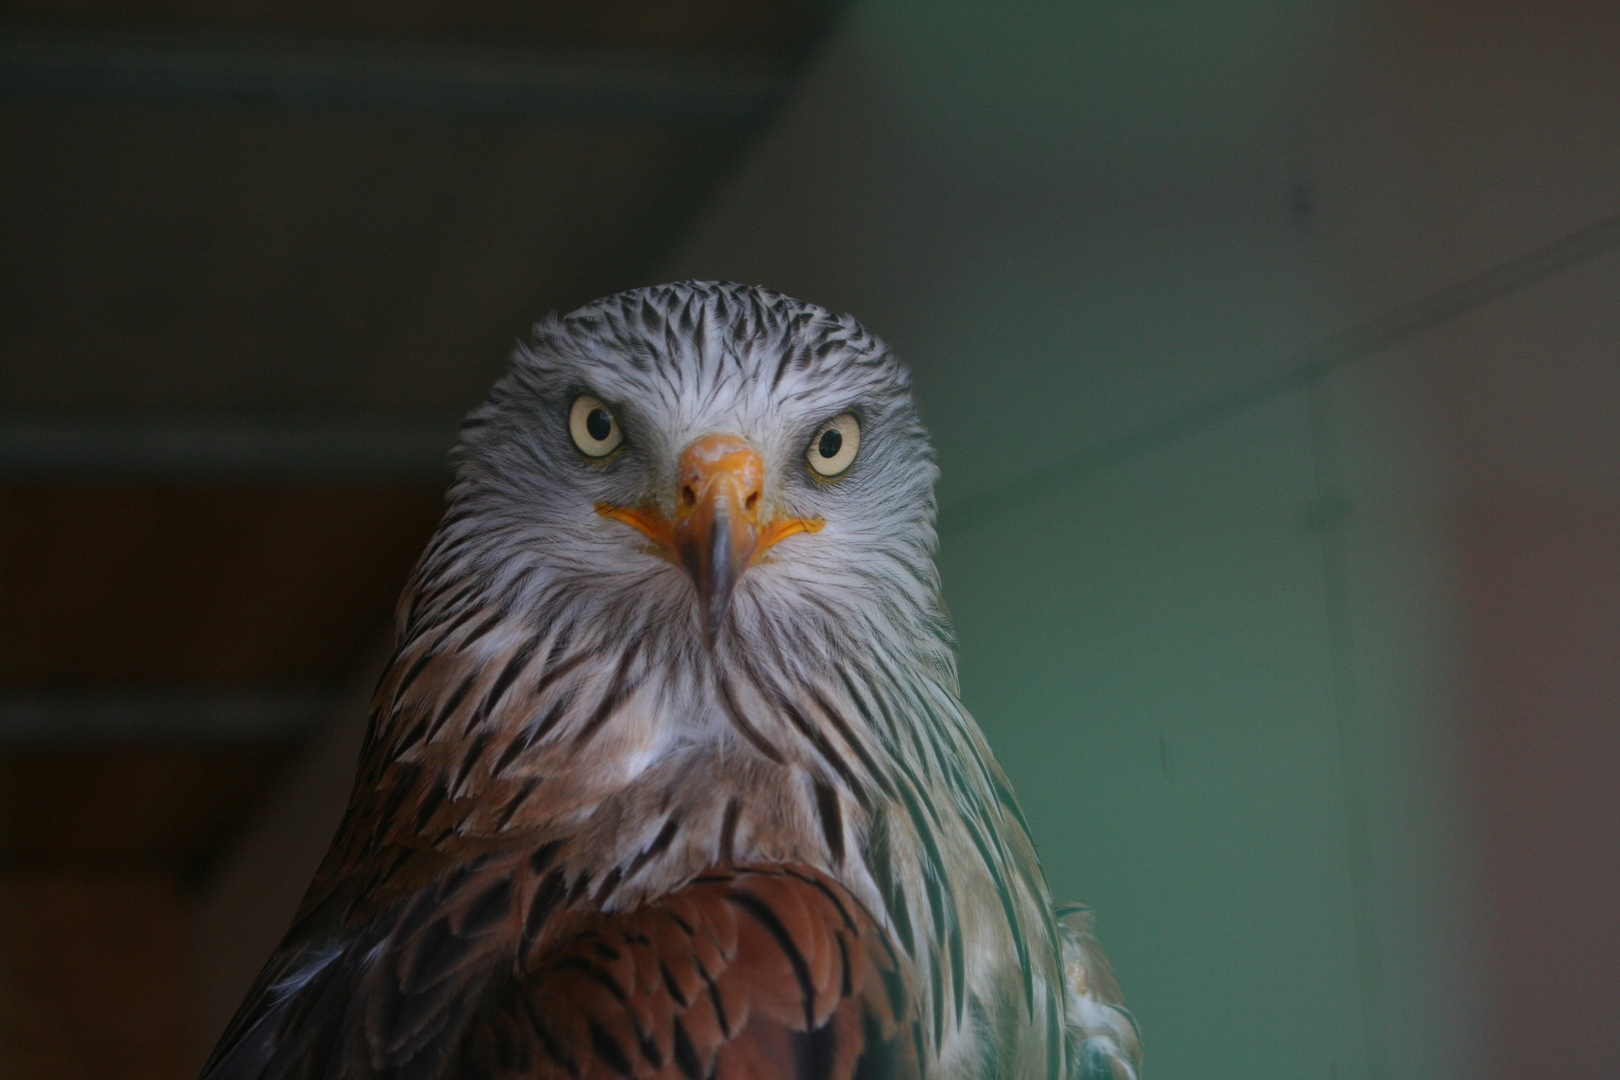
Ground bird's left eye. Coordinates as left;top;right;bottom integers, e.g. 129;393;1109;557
806;413;860;478
569;395;624;458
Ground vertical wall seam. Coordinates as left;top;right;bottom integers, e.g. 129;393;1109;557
1307;378;1392;1080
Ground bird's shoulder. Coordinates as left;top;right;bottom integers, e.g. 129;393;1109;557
468;863;921;1080
203;855;921;1080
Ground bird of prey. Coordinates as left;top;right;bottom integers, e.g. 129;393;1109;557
202;282;1139;1080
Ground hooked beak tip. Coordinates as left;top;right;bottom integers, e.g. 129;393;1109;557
597;434;826;650
685;500;751;650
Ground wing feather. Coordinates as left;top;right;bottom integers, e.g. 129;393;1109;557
203;861;917;1080
1055;903;1141;1080
202;851;526;1080
465;864;920;1080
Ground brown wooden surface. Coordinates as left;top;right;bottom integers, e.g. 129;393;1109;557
0;744;299;871
1;872;189;1080
0;482;436;1074
0;482;442;686
0;744;308;1078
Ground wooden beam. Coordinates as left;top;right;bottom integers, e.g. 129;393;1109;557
0;691;332;742
0;25;786;120
0;415;459;478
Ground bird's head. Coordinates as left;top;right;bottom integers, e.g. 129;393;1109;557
429;283;947;670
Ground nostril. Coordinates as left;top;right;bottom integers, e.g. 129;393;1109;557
745;490;759;513
679;485;697;509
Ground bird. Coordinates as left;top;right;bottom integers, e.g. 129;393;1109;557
201;282;1139;1080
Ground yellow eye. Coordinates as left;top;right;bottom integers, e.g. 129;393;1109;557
806;413;860;478
569;395;623;458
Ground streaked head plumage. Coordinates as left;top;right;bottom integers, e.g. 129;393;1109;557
425;282;949;671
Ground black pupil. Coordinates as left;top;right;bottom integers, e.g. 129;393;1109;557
585;408;613;442
818;428;843;459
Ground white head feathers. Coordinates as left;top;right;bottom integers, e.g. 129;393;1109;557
420;281;953;686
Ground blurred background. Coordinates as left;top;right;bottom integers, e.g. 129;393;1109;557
1;1;1616;1078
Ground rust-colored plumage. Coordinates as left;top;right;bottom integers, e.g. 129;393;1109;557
202;284;1138;1080
464;865;919;1080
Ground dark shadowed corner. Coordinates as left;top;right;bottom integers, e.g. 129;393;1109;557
0;0;846;1075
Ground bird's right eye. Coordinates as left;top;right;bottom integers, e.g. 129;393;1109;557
569;395;624;458
806;413;860;478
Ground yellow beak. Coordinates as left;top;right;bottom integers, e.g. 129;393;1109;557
596;433;823;645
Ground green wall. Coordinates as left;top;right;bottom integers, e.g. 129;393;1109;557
666;3;1481;1075
941;394;1369;1077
